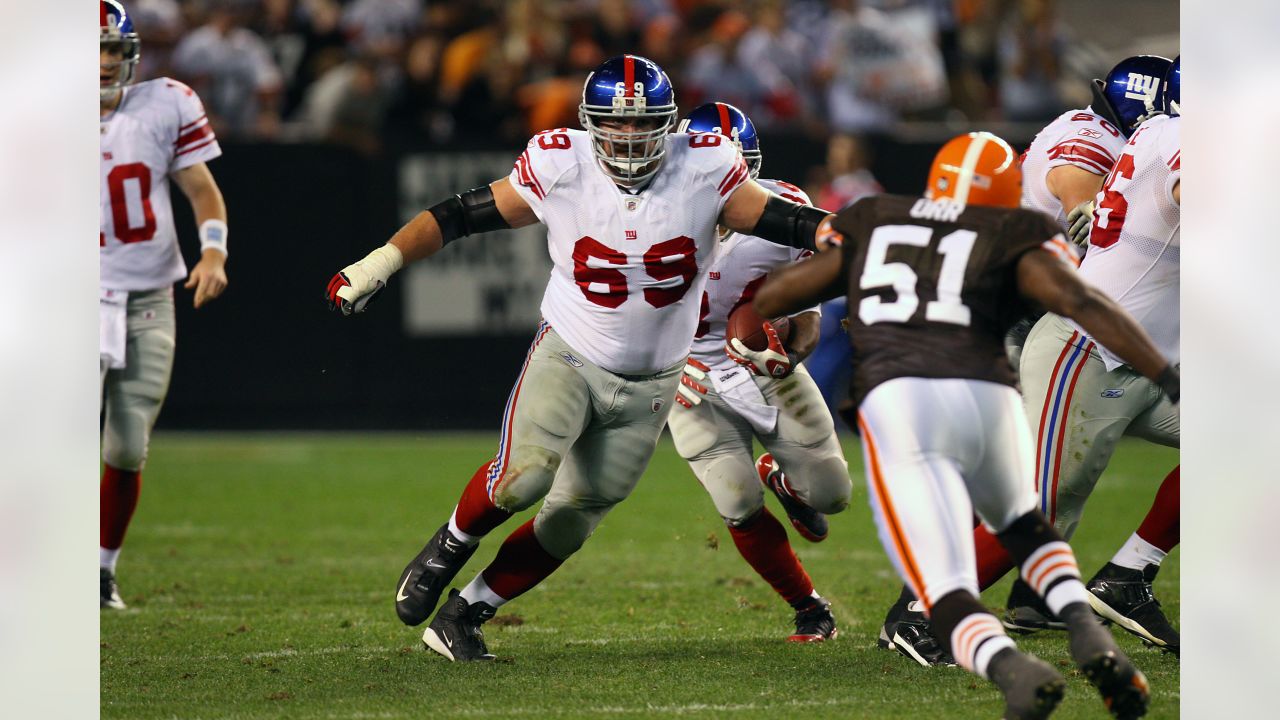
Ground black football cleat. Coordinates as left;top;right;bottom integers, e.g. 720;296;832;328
1002;578;1066;634
422;589;497;662
1086;562;1180;656
1079;650;1151;719
757;454;828;543
100;567;126;610
1060;603;1150;719
395;524;478;626
789;596;838;642
879;599;955;667
989;648;1067;720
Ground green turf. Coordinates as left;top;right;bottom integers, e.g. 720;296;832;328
101;433;1178;719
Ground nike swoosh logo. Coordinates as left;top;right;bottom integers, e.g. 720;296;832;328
396;576;412;602
424;559;446;569
444;632;453;648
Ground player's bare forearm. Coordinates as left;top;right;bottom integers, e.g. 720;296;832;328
786;311;821;361
721;181;834;251
754;250;844;318
173;163;226;226
1018;250;1171;381
391;178;536;265
1046;164;1105;213
388;211;446;264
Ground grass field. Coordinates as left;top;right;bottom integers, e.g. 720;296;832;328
100;433;1179;719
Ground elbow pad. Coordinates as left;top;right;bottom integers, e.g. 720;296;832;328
751;194;828;251
427;185;512;246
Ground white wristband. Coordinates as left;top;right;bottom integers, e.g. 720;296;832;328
199;219;229;257
362;244;404;283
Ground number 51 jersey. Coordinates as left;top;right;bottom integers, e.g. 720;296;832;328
508;128;750;376
100;78;222;291
833;195;1073;406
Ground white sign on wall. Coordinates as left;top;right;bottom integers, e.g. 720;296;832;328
397;152;551;336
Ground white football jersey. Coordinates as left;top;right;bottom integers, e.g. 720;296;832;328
688;179;815;374
1073;114;1180;370
508;128;751;375
1020;108;1127;227
100;78;222;291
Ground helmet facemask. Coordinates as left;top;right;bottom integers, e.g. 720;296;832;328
580;90;676;187
100;29;140;101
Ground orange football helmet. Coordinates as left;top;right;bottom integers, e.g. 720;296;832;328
924;132;1022;208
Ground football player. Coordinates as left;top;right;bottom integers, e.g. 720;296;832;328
325;56;834;661
99;0;229;609
667;102;851;642
880;55;1179;662
1014;56;1182;652
754;131;1174;719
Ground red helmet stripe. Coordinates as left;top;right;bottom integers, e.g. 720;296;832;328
101;1;109;26
624;55;635;97
716;102;732;135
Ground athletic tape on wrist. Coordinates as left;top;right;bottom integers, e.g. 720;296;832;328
199;219;229;257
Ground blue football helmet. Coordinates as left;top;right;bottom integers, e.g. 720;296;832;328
100;0;141;99
1162;56;1180;116
678;102;762;179
579;54;678;187
1091;55;1172;136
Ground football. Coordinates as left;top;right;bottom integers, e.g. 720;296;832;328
727;302;791;352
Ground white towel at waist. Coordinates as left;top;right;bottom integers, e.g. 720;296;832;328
100;288;128;369
710;365;779;435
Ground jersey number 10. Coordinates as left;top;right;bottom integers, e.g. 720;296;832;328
858;224;976;327
104;162;157;245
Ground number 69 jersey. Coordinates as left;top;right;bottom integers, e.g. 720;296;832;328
508;128;750;376
100;78;222;291
832;195;1071;406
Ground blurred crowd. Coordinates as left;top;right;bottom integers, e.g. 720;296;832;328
130;0;1077;155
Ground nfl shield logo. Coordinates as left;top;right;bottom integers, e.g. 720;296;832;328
651;397;665;413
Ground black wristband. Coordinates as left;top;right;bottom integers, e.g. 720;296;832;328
751;194;828;251
1156;364;1180;403
427;185;511;246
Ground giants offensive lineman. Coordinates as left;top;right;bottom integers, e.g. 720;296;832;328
100;0;229;609
1014;56;1182;651
755;131;1173;719
325;56;833;661
669;103;850;642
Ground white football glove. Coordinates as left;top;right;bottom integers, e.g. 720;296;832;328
675;358;711;408
325;244;404;316
1065;200;1095;247
726;321;796;378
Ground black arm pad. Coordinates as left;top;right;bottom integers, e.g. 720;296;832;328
750;193;827;251
427;185;512;246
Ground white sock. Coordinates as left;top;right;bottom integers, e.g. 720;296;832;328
1110;532;1166;571
447;509;480;547
1044;579;1091;616
100;547;121;572
459;574;507;608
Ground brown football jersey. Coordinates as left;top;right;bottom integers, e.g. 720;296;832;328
835;194;1066;406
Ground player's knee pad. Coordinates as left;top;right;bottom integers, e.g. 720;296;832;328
102;409;152;471
697;455;764;524
532;501;599;559
490;446;562;512
795;454;852;515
